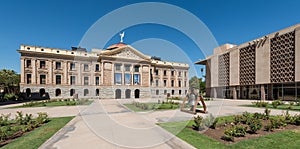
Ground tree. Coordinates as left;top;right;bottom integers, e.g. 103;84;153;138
0;69;20;94
189;76;206;94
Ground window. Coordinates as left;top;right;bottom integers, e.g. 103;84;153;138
156;80;159;87
95;76;100;85
178;72;182;77
56;75;61;85
40;75;46;84
70;63;75;70
55;88;61;96
84;77;89;85
115;64;121;71
70;76;76;85
40;60;46;68
56;62;61;69
171;80;174;87
96;89;99;96
134;74;140;85
84;89;89;96
172;90;175;95
184;72;187;77
114;73;122;85
124;65;131;71
184;81;187;87
84;64;89;71
124;74;131;85
164;70;167;76
95;64;100;72
171;71;174;76
155;69;159;75
164;90;167;95
70;89;75;96
164;80;167;87
156;90;159;95
179;90;182;95
26;74;32;84
134;65;140;72
26;60;31;68
178;81;181;87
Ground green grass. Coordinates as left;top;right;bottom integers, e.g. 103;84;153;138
9;100;93;108
242;104;300;111
124;102;180;112
2;116;74;149
158;120;300;149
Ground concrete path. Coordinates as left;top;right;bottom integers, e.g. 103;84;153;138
1;98;299;149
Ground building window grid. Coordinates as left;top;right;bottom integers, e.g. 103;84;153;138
70;76;76;85
26;74;32;84
26;60;31;68
95;76;100;85
40;75;46;84
56;75;61;85
84;77;89;85
56;62;61;70
84;64;89;72
70;63;76;71
95;64;100;72
40;60;46;69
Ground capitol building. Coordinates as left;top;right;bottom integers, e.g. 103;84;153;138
18;40;189;99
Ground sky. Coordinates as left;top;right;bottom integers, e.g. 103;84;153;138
1;0;300;78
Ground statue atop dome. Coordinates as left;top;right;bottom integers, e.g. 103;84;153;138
119;31;125;43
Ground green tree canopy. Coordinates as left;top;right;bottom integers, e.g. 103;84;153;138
0;69;20;93
189;76;205;94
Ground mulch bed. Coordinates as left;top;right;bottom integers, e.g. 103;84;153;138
194;122;300;144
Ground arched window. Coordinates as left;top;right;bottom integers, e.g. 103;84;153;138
156;90;159;95
125;89;131;98
135;89;140;98
179;90;182;95
70;89;75;96
171;90;175;95
115;89;121;99
39;88;46;97
55;88;61;97
26;88;31;97
84;89;89;96
96;89;99;96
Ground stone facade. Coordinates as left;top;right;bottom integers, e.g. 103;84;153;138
196;24;300;100
18;43;189;99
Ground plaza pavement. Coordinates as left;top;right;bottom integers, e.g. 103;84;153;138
0;98;299;149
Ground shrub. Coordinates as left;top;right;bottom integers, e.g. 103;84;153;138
193;115;204;131
3;93;18;101
247;118;262;133
210;118;219;129
264;108;271;120
253;112;264;119
264;122;274;131
0;113;10;126
272;100;282;108
282;110;294;124
242;112;252;124
221;134;234;142
24;113;34;125
36;112;49;125
0;125;12;140
295;100;300;106
293;114;300;126
224;125;247;137
270;116;286;129
233;115;244;125
254;101;268;107
15;111;25;125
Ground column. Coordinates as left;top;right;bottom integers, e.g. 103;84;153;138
48;60;53;84
64;61;68;85
261;85;265;101
20;57;25;84
268;84;273;100
233;86;237;99
32;58;37;84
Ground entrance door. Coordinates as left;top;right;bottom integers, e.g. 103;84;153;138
115;89;121;99
134;89;140;98
125;89;131;99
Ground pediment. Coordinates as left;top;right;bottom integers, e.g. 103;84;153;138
101;46;150;61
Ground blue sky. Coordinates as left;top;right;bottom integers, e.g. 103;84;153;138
1;0;300;78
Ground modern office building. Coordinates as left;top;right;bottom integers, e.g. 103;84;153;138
18;43;189;99
196;24;300;100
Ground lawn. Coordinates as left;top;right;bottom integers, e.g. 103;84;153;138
242;104;300;111
9;99;93;108
2;116;74;149
158;117;300;149
124;101;180;112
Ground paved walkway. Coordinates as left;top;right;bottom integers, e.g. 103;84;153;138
0;99;299;149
